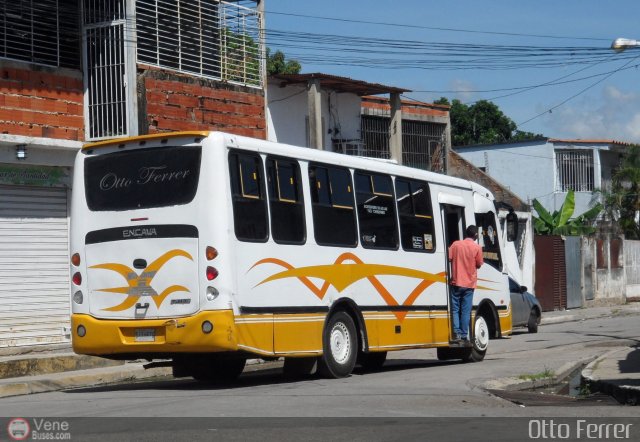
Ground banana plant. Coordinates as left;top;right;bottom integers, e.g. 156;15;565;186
533;190;602;235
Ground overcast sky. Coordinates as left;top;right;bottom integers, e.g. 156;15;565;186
265;0;640;143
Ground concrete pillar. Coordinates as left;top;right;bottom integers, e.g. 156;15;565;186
307;78;323;149
257;0;268;140
389;93;402;164
443;115;452;174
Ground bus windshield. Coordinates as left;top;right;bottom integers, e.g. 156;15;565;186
84;145;201;211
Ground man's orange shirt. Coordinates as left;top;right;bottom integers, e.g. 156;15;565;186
448;238;484;289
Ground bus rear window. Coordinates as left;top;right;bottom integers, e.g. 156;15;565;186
84;146;201;211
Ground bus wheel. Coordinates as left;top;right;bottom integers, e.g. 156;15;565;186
437;347;455;360
192;356;246;382
318;311;357;378
283;357;317;378
463;315;489;363
357;351;387;371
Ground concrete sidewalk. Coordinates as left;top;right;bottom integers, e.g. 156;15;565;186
0;303;638;402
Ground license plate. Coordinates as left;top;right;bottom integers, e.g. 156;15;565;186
135;328;155;342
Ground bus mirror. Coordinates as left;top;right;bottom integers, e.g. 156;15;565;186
506;211;518;242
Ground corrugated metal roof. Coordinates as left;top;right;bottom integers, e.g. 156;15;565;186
270;73;409;96
549;139;637;146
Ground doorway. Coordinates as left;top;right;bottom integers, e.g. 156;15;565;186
441;204;466;341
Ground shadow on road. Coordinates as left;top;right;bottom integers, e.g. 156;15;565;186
63;358;461;394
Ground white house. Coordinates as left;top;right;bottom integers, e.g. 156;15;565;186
454;138;631;216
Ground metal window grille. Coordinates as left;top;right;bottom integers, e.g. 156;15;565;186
402;119;447;173
358;116;447;171
0;0;80;69
556;150;594;192
136;0;262;88
359;115;391;159
83;0;128;140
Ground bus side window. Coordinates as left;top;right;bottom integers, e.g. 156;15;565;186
355;171;398;249
395;178;436;253
266;157;305;244
309;164;357;247
229;151;268;242
475;212;502;270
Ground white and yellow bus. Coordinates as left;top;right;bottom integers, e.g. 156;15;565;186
69;131;518;380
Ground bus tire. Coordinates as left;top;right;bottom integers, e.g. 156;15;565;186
283;357;317;378
318;311;357;378
192;356;246;382
357;351;387;371
463;315;489;363
436;347;455;360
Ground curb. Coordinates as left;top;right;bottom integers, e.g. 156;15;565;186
582;349;640;406
0;353;123;380
0;363;172;399
481;357;595;392
0;358;273;399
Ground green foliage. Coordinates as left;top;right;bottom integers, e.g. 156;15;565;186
434;97;543;146
267;48;302;75
533;190;602;235
599;144;640;239
518;367;555;381
222;28;261;86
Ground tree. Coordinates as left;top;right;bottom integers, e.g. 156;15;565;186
434;97;543;146
600;144;640;239
267;48;301;75
533;190;602;235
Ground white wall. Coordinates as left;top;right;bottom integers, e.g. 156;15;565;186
267;81;362;151
456;140;556;208
0;144;77;168
457;140;615;217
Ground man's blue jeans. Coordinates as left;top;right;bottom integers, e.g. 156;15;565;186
451;286;474;340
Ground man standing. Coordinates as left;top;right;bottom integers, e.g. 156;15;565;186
448;225;484;344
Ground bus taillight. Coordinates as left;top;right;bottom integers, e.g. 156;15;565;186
72;272;82;285
206;246;218;260
206;266;218;281
71;253;81;266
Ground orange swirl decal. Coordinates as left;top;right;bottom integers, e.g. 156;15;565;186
90;249;193;312
251;252;451;321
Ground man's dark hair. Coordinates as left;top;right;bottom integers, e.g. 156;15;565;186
465;225;478;238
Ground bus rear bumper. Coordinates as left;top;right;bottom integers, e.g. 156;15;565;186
71;310;238;356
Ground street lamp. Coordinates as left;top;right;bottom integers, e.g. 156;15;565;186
611;37;640;52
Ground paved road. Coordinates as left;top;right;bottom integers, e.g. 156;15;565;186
1;314;639;420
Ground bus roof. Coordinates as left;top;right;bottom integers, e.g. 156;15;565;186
82;130;493;200
82;131;211;150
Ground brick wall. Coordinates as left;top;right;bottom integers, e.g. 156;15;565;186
361;96;450;119
139;67;266;139
0;62;84;141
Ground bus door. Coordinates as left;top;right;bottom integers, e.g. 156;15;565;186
440;204;466;341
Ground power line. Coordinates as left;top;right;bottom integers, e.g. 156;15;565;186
517;55;640;128
411;61;639;94
264;10;610;42
265;28;635;71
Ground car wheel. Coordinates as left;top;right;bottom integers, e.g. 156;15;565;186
317;311;357;378
527;310;539;333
